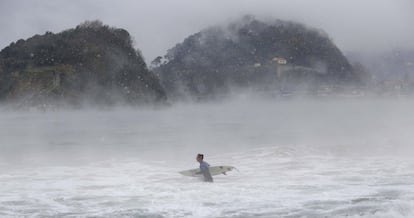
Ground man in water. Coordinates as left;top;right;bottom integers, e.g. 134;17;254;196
196;154;213;182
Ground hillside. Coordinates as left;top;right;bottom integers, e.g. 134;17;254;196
0;20;166;108
153;16;359;100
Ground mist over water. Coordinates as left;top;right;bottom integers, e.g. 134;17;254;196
1;97;414;217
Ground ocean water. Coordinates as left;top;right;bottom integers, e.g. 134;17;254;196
0;97;414;217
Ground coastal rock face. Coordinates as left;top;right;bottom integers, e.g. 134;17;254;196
0;20;166;107
153;17;358;100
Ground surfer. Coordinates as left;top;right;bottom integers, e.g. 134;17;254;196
196;154;213;182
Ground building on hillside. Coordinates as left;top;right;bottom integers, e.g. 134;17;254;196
272;57;287;65
272;57;288;78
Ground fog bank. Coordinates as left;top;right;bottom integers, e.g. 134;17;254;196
1;97;413;170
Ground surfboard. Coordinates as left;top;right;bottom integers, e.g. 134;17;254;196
179;165;235;177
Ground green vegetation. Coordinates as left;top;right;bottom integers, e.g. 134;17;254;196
0;20;166;107
0;17;374;107
153;16;359;100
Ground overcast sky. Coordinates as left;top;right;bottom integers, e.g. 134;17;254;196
1;0;413;62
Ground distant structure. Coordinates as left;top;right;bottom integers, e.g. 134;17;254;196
273;57;288;78
272;57;287;65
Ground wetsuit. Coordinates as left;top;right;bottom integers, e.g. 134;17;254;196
200;161;213;182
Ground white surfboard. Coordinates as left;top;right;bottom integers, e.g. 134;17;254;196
179;165;235;177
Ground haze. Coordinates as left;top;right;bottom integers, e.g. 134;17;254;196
1;0;413;62
1;97;413;167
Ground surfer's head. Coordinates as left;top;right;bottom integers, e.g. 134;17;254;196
196;154;204;162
